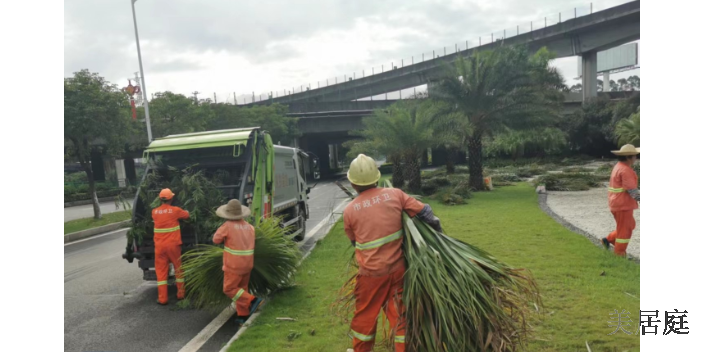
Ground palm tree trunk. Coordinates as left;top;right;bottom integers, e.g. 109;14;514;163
389;154;405;188
405;152;422;193
446;148;456;174
467;133;485;191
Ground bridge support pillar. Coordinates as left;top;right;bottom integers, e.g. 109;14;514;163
603;71;611;92
427;80;440;97
581;51;598;102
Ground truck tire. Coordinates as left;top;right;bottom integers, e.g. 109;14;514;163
293;205;306;242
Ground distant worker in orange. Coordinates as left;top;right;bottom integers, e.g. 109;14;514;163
602;144;640;257
212;199;264;321
343;154;442;352
152;188;190;305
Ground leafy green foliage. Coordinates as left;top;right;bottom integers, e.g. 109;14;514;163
532;173;607;191
402;214;540;351
345;100;437;192
128;165;227;247
180;217;301;311
486;127;567;160
615;108;640;147
562;93;639;156
432;45;565;190
128;164;300;310
64;69;138;219
418;170;474;205
148;92;208;138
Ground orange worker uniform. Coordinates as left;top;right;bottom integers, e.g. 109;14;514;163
213;200;257;316
152;200;190;304
343;187;426;352
606;161;639;256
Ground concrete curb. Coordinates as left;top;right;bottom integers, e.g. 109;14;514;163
64;220;131;243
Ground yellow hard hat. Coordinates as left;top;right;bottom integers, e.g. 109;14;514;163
347;154;380;186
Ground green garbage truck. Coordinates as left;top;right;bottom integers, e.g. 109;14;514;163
122;127;319;281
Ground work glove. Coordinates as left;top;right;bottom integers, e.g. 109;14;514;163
426;216;443;233
417;204;443;233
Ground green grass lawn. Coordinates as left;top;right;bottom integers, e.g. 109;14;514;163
229;183;639;352
64;210;132;234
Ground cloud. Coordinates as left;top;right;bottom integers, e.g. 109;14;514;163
65;0;637;98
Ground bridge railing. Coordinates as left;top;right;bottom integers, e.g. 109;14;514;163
236;3;610;105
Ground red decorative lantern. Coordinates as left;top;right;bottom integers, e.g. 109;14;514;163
123;80;142;120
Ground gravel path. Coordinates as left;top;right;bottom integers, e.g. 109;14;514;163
541;186;640;260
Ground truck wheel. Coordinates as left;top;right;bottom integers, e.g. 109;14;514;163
293;205;306;242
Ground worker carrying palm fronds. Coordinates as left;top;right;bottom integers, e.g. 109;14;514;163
602;144;640;257
343;154;442;352
153;188;190;305
213;199;264;319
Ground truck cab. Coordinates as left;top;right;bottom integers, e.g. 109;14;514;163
122;127;319;281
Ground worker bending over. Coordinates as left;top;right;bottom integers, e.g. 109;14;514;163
602;144;640;257
152;188;190;305
343;154;442;352
213;199;263;320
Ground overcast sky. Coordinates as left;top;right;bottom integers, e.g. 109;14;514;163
65;0;639;103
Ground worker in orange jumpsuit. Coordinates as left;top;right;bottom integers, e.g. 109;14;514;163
343;154;442;352
152;188;190;305
212;199;263;320
602;144;640;257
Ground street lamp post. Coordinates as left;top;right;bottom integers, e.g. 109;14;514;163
130;0;153;142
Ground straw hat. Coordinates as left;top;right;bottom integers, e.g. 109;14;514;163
611;144;640;156
216;199;251;220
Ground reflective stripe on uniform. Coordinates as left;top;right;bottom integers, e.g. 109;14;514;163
233;288;245;301
608;187;625;193
351;329;375;342
355;230;403;251
175;278;185;283
154;225;181;233
157;280;168;286
616;238;630;244
224;247;254;256
394;335;405;343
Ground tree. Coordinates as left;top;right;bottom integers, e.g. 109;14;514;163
433;46;565;190
346;101;436;192
615;107;640;146
149;91;207;138
561;96;616;156
205;103;300;146
626;75;640;91
65;70;134;219
609;79;621;92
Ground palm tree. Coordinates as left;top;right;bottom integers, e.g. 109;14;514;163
346;101;435;192
615;107;640;146
432;45;565;190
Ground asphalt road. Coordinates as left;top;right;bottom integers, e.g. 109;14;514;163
64;179;348;352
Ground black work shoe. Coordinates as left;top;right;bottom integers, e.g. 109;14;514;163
157;300;168;306
601;238;611;250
